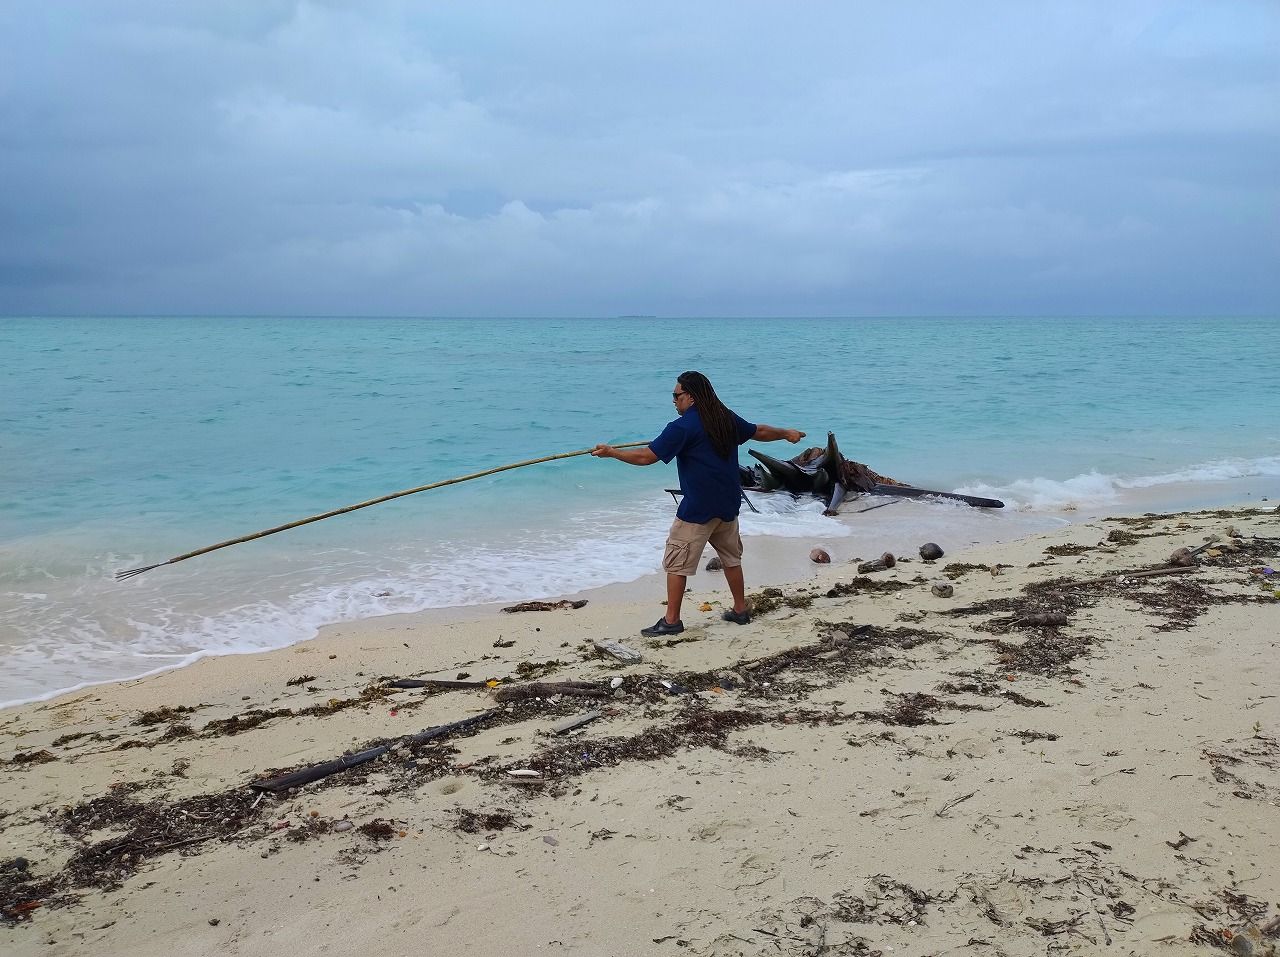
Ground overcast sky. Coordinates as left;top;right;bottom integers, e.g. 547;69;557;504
1;2;1277;317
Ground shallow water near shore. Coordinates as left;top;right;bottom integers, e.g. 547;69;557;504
1;315;1277;706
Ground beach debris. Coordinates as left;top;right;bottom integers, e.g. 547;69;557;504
507;769;541;778
1011;611;1069;627
931;581;954;598
698;602;713;611
248;708;500;792
385;678;489;689
285;674;317;687
858;692;959;727
333;820;353;832
593;639;643;663
1063;564;1200;589
549;710;605;736
513;659;566;681
705;555;723;571
809;547;831;564
492;638;515;648
133;705;197;726
919;542;944;561
826;577;912;598
1007;729;1059;742
501;599;588;613
492;680;609;703
610;677;623;689
857;552;896;574
1197;923;1279;956
935;790;978;817
453;809;524;834
358;819;397;841
1168;547;1197;567
1190;534;1222;556
1227;525;1242;538
751;586;816;613
5;749;57;766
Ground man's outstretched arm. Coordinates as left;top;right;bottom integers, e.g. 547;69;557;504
753;425;806;443
592;444;660;465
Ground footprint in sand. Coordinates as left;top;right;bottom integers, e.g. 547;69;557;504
1064;800;1134;830
692;818;752;842
437;777;467;795
724;853;779;891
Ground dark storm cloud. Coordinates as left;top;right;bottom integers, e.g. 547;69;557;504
0;1;1276;316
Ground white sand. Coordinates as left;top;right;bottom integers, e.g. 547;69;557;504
2;504;1278;956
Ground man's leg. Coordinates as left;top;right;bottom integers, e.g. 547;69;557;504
722;563;747;614
665;573;687;625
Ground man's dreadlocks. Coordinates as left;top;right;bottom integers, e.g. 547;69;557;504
677;371;738;459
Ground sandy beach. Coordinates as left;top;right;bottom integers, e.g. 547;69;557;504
2;503;1278;956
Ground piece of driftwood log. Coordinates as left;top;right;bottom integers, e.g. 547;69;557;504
249;708;500;792
492;681;609;702
1061;565;1200;589
386;678;489;689
1012;611;1070;627
593;639;643;662
857;552;896;574
549;710;605;735
1189;535;1221;556
501;599;588;613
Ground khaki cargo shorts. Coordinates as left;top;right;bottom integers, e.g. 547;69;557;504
662;517;743;576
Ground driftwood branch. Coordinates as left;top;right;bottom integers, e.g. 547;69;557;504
549;710;605;735
249;708;500;792
386;678;488;689
936;790;977;816
1061;565;1200;589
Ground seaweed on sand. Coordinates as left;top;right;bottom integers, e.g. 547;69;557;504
825;577;914;597
857;691;981;727
748;586;816;615
495;704;768;780
453;808;527;834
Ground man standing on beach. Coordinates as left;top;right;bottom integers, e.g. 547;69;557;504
592;371;805;637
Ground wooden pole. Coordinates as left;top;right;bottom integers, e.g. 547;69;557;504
116;441;649;580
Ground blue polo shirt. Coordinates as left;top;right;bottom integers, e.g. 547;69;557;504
649;406;757;524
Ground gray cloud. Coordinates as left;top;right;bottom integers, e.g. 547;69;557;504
1;1;1276;316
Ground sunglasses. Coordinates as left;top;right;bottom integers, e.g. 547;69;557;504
672;391;689;400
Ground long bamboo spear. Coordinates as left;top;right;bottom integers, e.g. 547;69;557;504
115;441;649;581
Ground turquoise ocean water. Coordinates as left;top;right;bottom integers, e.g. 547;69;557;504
2;316;1277;707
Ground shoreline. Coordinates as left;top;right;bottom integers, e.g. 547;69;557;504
6;476;1275;713
2;500;1278;955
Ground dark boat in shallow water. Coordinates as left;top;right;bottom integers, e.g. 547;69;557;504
737;431;1004;514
